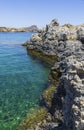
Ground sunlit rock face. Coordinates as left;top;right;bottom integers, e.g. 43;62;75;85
23;19;84;130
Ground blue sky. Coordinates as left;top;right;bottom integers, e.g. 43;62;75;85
0;0;84;28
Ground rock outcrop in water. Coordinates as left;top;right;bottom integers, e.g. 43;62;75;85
22;19;84;130
0;25;39;32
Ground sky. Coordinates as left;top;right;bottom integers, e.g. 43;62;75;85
0;0;84;28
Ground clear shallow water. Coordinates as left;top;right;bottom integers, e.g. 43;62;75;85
0;32;50;130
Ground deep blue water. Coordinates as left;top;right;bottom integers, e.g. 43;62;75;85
0;32;50;130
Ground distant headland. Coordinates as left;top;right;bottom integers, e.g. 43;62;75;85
0;25;39;32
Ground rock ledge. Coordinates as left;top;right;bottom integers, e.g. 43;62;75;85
22;19;84;130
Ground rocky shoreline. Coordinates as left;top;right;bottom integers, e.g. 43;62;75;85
0;25;39;32
20;19;84;130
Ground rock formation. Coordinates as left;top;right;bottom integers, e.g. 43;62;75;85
22;19;84;130
0;25;39;32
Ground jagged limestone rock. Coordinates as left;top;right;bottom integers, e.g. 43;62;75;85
22;19;84;130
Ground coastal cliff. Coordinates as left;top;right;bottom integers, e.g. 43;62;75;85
0;25;39;32
21;19;84;130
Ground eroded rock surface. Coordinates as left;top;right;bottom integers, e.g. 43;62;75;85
23;19;84;130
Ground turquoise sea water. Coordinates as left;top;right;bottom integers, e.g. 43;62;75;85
0;32;50;130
